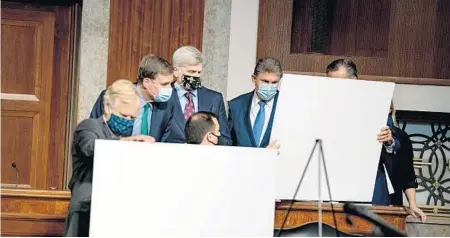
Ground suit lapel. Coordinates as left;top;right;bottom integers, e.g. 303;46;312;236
260;92;279;147
171;89;185;131
149;103;160;137
244;91;257;147
197;87;209;112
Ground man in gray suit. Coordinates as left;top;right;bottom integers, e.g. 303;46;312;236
64;80;154;237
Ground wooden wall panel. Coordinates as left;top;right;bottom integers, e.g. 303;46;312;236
1;189;70;237
107;0;205;86
257;0;450;84
275;202;408;236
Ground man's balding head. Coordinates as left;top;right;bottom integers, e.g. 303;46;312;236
185;111;220;145
326;59;358;79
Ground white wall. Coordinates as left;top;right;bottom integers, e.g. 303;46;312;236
226;0;259;100
394;84;450;113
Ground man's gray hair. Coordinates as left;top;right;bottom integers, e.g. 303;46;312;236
172;46;203;67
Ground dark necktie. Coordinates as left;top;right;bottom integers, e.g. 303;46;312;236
184;91;195;120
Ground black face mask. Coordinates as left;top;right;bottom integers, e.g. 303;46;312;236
183;75;202;90
206;132;219;145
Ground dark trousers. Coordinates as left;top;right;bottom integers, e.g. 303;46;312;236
64;203;91;237
371;167;391;206
64;182;92;237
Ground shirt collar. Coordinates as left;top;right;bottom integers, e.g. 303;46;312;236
136;84;151;108
252;92;274;109
175;83;198;98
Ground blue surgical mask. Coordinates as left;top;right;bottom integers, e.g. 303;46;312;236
257;83;278;101
107;113;134;137
154;87;173;102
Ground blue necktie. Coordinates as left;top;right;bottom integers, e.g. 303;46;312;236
252;101;266;147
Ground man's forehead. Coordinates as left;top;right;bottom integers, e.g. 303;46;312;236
155;73;174;81
256;72;281;81
115;98;140;114
184;64;202;71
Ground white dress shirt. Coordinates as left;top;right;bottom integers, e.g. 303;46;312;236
250;93;274;145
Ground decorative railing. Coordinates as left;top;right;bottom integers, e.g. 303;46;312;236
398;111;450;219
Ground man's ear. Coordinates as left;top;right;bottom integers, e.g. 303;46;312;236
142;78;151;89
175;71;183;83
104;101;112;117
252;75;257;86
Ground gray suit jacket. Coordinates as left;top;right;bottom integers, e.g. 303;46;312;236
64;117;118;237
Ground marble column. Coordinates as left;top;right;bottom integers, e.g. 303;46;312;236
76;0;110;123
201;0;232;99
202;0;260;101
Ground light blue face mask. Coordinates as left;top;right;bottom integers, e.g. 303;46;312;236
154;87;173;102
257;83;278;101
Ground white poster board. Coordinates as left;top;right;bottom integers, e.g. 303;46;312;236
272;74;395;202
90;141;277;237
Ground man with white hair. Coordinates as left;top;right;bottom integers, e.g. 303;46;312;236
64;80;155;237
166;46;232;145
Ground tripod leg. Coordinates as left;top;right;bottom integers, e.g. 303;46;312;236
319;141;340;237
276;140;320;237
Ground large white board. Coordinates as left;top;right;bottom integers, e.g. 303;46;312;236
90;141;277;237
272;74;395;202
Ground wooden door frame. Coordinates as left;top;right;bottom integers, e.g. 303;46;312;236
63;2;82;190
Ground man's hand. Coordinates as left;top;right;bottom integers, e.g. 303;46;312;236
267;140;280;150
377;126;393;145
121;135;155;143
409;205;426;223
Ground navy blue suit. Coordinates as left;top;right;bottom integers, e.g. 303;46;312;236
89;87;176;142
228;91;279;148
166;87;232;145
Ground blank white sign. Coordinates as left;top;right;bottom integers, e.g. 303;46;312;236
90;141;277;237
272;74;395;202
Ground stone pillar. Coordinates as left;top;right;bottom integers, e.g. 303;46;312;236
76;0;110;123
202;0;260;101
201;0;232;98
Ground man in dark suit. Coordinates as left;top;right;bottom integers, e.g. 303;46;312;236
326;59;426;221
166;46;232;145
64;80;154;237
89;55;179;142
228;57;281;148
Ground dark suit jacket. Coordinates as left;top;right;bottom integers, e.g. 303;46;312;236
386;127;418;206
89;86;176;142
165;86;232;145
228;91;279;148
65;117;118;237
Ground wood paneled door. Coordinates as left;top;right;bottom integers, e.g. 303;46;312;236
1;8;55;190
1;2;77;191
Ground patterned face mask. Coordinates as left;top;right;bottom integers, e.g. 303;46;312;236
107;113;134;136
182;75;202;90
